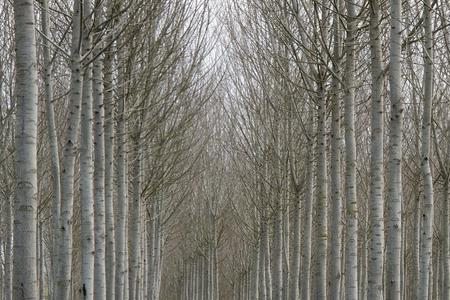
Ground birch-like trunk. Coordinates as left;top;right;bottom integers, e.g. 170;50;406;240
443;171;450;300
344;0;358;298
417;0;434;297
103;22;116;300
56;1;83;298
93;1;106;299
289;189;300;300
329;5;342;298
5;195;12;300
272;203;283;300
301;112;314;300
367;0;385;298
386;0;404;297
315;80;328;300
80;1;95;297
12;1;39;298
115;87;128;300
40;0;61;290
147;204;156;300
259;217;267;300
129;135;142;300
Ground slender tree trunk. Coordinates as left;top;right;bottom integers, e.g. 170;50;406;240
301;113;314;300
344;0;358;298
367;0;385;298
80;1;95;297
315;79;328;300
115;57;129;300
289;189;300;300
272;203;283;300
129;135;142;300
147;204;156;300
104;22;116;300
385;0;404;297
5;196;12;300
93;1;106;299
443;175;450;300
417;0;434;298
329;4;342;298
12;0;39;298
259;218;267;300
56;1;83;298
40;0;61;292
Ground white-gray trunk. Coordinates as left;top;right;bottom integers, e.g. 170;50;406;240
315;80;328;300
344;0;358;298
301;113;314;300
80;0;95;297
12;0;39;298
272;205;283;300
103;26;116;300
329;5;343;298
5;196;12;300
443;179;450;300
129;136;142;300
367;0;385;298
259;218;267;300
93;1;106;299
386;0;403;297
417;0;434;298
115;60;128;300
40;0;61;291
289;190;300;300
147;204;156;300
56;1;83;298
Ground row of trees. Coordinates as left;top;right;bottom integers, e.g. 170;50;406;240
4;0;450;299
2;0;217;299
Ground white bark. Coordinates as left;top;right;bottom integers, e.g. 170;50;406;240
301;113;314;300
40;0;61;291
103;22;116;300
417;0;434;298
93;1;106;299
5;195;12;300
289;189;300;300
129;135;142;300
344;0;358;298
12;0;39;298
329;5;343;298
80;1;95;297
56;1;83;298
315;80;328;300
115;54;129;300
367;0;385;298
386;0;404;297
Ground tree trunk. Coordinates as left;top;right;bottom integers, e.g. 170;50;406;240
40;0;61;291
5;195;12;300
12;0;39;298
129;135;142;300
417;0;434;297
385;0;404;297
344;0;358;298
367;0;385;298
301;111;314;300
93;1;106;299
103;20;116;300
315;79;328;300
56;1;83;298
115;57;128;300
80;1;95;297
329;4;343;298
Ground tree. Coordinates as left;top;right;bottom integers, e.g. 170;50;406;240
12;0;39;299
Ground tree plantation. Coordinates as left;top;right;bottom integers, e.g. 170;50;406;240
2;0;450;299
